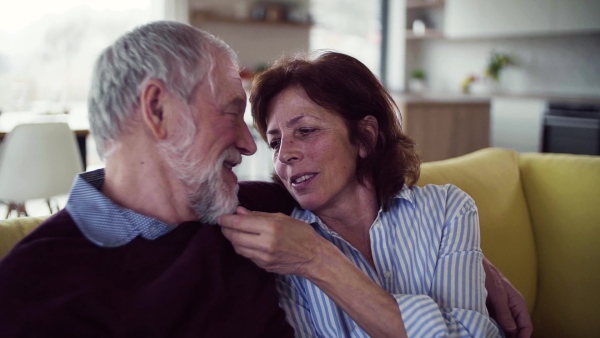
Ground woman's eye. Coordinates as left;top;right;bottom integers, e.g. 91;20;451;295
269;139;281;150
298;127;315;136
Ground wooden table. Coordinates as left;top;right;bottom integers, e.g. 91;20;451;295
0;111;90;169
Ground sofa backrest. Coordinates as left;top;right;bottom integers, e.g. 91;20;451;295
417;148;538;313
519;152;600;337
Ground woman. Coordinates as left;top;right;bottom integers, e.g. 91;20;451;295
219;52;502;337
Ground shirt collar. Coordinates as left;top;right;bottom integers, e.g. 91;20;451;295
291;185;415;232
65;169;177;248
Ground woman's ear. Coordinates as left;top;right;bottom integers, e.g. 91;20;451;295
140;79;169;140
359;115;379;159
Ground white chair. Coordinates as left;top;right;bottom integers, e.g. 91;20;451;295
0;123;83;218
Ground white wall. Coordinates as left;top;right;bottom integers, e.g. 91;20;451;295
415;34;600;97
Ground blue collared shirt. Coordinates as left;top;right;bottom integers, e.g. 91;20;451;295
65;169;176;247
277;184;502;337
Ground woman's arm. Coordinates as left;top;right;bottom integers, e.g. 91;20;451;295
409;185;500;337
219;207;407;338
219;187;502;338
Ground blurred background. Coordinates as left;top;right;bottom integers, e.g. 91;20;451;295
1;0;599;217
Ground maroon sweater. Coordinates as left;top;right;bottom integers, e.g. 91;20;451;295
0;181;296;337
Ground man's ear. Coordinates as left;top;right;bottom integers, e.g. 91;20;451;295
140;79;168;140
358;115;379;159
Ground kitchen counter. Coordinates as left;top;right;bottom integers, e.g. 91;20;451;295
392;92;491;104
392;94;491;162
391;91;600;159
392;91;600;105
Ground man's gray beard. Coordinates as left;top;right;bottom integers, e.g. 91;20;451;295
159;136;240;224
187;151;239;224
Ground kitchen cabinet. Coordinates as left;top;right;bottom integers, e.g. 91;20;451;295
397;97;491;162
491;96;600;154
445;0;600;38
491;98;546;152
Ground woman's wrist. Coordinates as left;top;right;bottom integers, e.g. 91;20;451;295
301;238;347;283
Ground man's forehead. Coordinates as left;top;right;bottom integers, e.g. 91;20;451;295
199;58;245;105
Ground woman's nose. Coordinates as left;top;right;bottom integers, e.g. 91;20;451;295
277;138;301;164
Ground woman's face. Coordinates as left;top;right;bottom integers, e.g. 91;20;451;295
265;86;364;214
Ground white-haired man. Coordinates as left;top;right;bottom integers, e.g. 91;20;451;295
0;21;294;337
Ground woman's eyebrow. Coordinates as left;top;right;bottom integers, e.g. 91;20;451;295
286;115;306;127
267;115;306;137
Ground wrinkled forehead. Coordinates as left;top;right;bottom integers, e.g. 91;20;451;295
198;50;239;91
192;53;244;108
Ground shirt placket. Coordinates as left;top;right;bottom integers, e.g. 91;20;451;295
313;219;384;287
370;215;394;292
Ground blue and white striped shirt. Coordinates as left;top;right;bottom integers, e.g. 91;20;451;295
277;184;502;337
65;169;176;247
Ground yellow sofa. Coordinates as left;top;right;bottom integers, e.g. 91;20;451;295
1;148;599;337
416;148;600;338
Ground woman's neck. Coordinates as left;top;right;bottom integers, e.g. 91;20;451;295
314;183;379;266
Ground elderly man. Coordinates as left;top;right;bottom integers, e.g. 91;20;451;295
0;21;294;337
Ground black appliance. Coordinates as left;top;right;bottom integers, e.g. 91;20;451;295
542;101;600;155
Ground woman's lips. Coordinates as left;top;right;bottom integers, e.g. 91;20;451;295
290;173;317;187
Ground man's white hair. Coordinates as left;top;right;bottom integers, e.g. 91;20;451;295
87;20;238;158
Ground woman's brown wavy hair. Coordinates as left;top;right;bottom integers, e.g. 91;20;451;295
250;51;420;211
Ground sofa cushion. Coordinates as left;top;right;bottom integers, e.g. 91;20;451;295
417;148;537;313
520;152;600;338
0;216;48;259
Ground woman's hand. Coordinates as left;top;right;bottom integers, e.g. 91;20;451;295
218;206;326;277
220;206;407;338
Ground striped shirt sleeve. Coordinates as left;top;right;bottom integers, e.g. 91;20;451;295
277;275;320;338
396;187;500;337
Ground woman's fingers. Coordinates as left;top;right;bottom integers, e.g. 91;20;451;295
235;205;251;215
218;213;261;234
220;212;288;251
218;210;324;276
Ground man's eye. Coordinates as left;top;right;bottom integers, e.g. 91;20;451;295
269;139;281;150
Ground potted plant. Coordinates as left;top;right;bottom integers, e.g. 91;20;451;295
409;68;426;93
485;52;517;82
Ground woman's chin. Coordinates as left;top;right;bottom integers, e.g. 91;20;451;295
295;197;322;212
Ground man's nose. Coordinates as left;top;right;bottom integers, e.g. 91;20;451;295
236;122;257;156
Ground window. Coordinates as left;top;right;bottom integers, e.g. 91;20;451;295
0;0;153;113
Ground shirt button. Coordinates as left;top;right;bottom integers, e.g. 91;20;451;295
375;221;382;229
384;271;392;279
